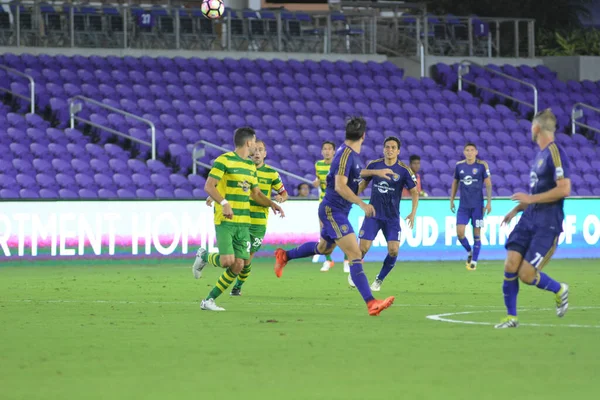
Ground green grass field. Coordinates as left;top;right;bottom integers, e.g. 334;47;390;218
1;258;599;400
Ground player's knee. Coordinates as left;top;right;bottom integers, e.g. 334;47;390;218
388;249;399;257
231;259;244;274
518;267;536;284
504;258;519;273
317;241;332;255
220;255;235;268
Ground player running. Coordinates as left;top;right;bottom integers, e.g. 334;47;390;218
313;140;350;273
192;128;284;311
273;117;395;316
203;139;288;296
495;109;570;329
449;143;492;270
354;136;419;291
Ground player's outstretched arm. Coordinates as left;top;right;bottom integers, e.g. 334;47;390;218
512;178;571;205
251;187;285;217
335;175;375;217
360;168;394;180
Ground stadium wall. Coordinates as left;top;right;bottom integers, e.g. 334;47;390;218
542;56;600;82
1;199;598;262
0;46;386;63
389;56;544;78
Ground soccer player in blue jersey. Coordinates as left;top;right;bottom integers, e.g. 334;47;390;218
273;117;395;316
449;143;492;271
355;136;419;291
495;109;570;329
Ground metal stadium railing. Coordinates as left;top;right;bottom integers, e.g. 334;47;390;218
0;1;536;57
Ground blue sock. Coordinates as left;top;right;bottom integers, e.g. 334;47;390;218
350;259;374;303
286;242;319;261
377;254;397;281
503;272;519;316
472;236;481;262
458;237;472;252
530;272;561;293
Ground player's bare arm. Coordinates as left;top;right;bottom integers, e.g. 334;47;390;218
273;190;288;203
502;202;528;225
312;178;320;188
206;197;213;207
204;176;233;219
449;179;458;213
360;168;394;180
484;176;492;214
357;179;370;195
251;186;285;217
335;174;375;217
406;187;419;229
512;178;571;205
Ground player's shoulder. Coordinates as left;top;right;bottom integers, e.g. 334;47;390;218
456;160;467;165
261;164;279;176
396;160;414;173
367;158;384;167
476;158;490;168
547;141;569;166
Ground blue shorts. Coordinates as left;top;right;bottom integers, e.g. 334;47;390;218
358;217;401;242
505;218;559;269
318;203;354;245
456;206;484;228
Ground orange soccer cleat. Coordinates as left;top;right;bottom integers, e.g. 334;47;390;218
367;296;395;316
274;248;288;278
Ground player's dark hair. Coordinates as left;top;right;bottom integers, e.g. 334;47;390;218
234;127;256;148
384;136;401;148
255;139;265;147
345;117;366;141
464;142;477;150
321;141;335;149
409;155;421;163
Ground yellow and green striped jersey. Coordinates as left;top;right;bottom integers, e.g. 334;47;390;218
249;164;286;227
208;151;258;226
315;160;331;202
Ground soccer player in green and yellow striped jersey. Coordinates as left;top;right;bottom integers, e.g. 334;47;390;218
232;139;288;295
312;141;350;272
192;128;285;311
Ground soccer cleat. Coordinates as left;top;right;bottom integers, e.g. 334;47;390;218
192;248;208;279
494;316;519;328
348;273;356;288
320;260;334;272
367;296;395;316
555;283;569;317
230;287;242;296
274;248;288;278
312;254;321;263
370;278;383;292
200;298;225;311
465;251;473;268
343;260;350;273
466;262;477;271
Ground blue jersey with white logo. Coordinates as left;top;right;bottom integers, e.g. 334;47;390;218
522;142;570;233
364;158;416;220
322;144;362;213
454;159;490;209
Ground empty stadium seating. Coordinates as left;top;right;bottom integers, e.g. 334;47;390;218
1;53;599;199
